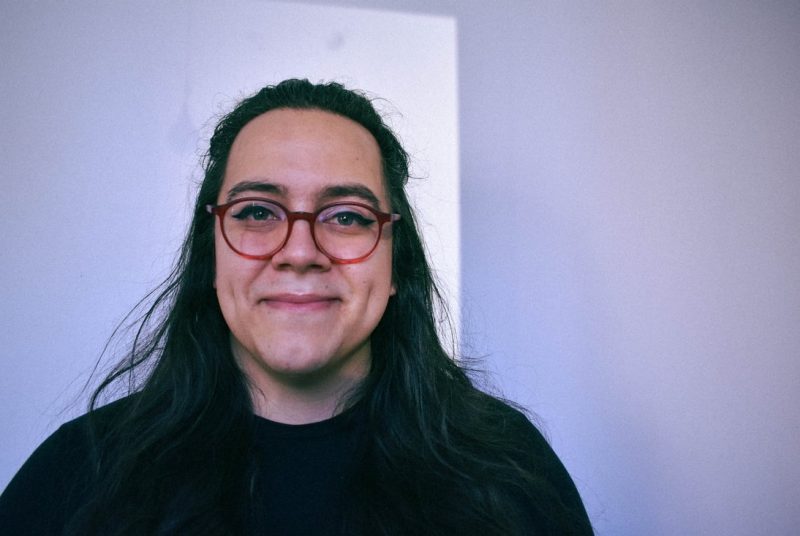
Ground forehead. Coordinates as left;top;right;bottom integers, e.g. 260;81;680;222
221;108;386;205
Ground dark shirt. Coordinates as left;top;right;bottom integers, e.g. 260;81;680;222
245;407;364;534
0;401;591;535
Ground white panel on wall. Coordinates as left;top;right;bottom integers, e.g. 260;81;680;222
0;0;458;489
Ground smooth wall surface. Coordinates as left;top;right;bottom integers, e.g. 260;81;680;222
312;1;798;534
3;1;800;535
0;0;458;489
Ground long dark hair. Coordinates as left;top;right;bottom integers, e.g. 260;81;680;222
70;79;587;535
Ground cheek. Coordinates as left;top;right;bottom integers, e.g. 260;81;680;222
213;250;234;293
213;228;225;289
214;240;256;300
366;258;396;307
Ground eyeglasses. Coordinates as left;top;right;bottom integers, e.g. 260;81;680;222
207;197;401;264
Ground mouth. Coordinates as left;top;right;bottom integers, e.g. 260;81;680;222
260;293;340;312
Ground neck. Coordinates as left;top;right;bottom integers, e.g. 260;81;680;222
234;346;370;425
248;374;363;424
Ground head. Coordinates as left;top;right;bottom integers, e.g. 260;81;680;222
177;79;435;406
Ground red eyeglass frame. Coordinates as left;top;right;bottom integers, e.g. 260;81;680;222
206;197;401;264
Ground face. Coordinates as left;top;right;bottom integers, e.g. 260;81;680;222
214;108;395;396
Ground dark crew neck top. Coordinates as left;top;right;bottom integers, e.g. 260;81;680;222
245;406;365;534
0;399;591;535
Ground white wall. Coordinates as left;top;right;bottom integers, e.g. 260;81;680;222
3;1;800;535
453;1;799;534
316;0;797;533
0;0;458;489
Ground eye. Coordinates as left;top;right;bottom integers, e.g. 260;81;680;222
320;205;376;227
335;211;370;226
231;201;281;222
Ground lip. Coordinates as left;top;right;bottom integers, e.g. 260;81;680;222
260;293;339;311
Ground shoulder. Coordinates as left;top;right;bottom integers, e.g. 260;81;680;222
2;396;133;489
465;392;550;453
31;396;135;462
489;398;559;464
476;394;594;534
0;397;133;535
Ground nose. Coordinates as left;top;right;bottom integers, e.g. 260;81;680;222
269;217;331;271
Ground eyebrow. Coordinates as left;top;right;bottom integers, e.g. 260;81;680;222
224;180;382;209
318;184;381;210
225;180;286;201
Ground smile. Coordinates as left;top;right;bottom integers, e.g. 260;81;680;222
261;293;340;312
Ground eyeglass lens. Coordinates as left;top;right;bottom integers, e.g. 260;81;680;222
221;199;384;261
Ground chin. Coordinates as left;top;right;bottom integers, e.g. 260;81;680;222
259;347;338;374
267;361;346;388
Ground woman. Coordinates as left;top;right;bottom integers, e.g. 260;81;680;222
0;79;592;535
